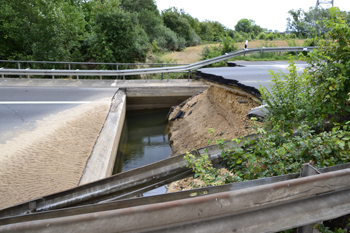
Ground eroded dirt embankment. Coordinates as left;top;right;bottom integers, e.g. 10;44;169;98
168;84;260;156
167;84;260;192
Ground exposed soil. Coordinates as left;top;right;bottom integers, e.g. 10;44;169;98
166;84;261;192
0;99;110;209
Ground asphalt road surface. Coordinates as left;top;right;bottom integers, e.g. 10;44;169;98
198;60;308;91
0;87;117;143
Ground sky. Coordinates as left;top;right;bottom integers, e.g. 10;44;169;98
155;0;350;32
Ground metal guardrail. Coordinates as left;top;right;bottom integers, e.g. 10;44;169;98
0;135;258;219
1;162;350;232
0;47;317;81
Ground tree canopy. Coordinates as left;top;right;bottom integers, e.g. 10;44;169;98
1;0;348;63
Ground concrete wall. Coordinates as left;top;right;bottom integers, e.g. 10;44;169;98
79;84;208;184
79;90;126;185
125;86;208;110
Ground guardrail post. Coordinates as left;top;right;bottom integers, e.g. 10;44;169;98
116;65;118;79
161;65;164;80
51;69;55;79
76;69;79;80
123;75;125;82
1;68;4;80
279;51;281;56
188;70;191;82
18;62;22;79
225;60;227;66
26;68;30;79
297;163;322;233
68;64;71;70
167;72;169;82
100;70;102;81
145;74;148;83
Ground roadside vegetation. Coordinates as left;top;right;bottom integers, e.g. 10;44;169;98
2;0;349;69
0;0;235;67
184;7;350;232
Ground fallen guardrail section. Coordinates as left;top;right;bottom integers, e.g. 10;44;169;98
0;134;257;219
0;47;317;80
1;133;350;232
1;162;350;232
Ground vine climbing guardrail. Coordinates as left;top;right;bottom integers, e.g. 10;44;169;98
0;47;317;81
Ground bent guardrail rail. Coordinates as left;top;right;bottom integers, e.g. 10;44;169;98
0;47;317;80
1;162;350;232
0;134;258;219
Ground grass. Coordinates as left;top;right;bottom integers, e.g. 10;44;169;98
163;39;306;64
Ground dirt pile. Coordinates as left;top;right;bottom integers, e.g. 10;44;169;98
166;84;260;192
168;84;260;156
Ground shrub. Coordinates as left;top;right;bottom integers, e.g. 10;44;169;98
258;32;266;40
305;7;350;122
154;25;179;51
266;33;275;40
177;36;186;51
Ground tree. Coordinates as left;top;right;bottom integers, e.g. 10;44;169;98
120;0;158;15
90;8;149;63
234;19;252;34
286;9;307;36
251;24;264;35
0;0;86;61
162;7;201;46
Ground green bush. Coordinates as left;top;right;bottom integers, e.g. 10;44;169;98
266;33;275;40
258;32;266;40
154;25;179;51
177;37;186;51
186;7;350;188
289;33;297;39
305;7;350;122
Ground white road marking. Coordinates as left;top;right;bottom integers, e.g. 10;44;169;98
0;101;95;104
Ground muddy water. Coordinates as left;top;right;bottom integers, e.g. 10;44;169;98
113;108;172;174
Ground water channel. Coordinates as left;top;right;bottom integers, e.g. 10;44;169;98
113;108;172;195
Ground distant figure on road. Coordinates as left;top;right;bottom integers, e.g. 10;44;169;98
244;40;248;50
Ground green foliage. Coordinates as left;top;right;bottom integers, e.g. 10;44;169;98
198;20;227;42
120;0;158;15
258;32;267;40
0;0;86;61
152;40;159;53
161;7;201;47
287;9;307;36
184;150;233;187
89;9;149;63
184;121;350;186
304;7;350;122
316;224;348;233
201;34;238;66
260;59;315;128
266;33;275;41
186;10;350;186
154;25;181;51
235;18;252;33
